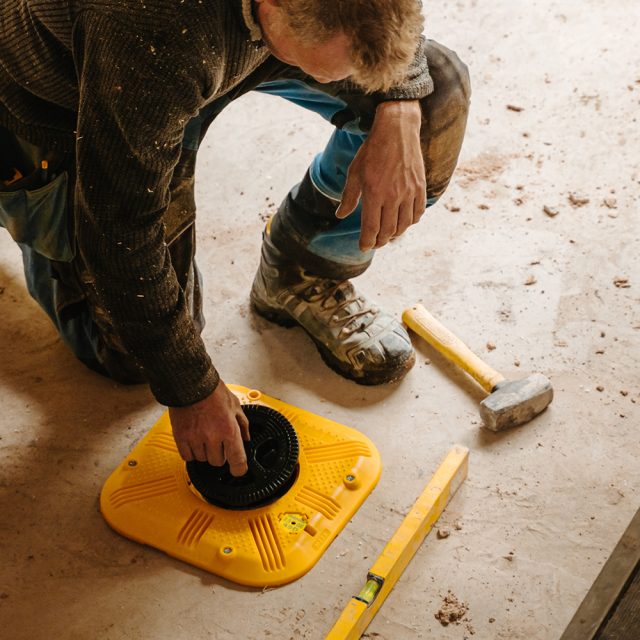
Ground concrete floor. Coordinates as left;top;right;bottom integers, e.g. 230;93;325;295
1;1;639;638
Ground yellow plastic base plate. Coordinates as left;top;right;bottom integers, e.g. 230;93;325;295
100;385;382;587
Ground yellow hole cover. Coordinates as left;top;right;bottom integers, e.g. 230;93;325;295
100;385;382;587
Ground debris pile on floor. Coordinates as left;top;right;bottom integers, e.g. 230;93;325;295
435;590;469;627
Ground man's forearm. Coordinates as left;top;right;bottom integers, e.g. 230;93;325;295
375;99;422;126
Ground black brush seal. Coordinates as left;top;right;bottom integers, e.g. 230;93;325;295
186;404;299;510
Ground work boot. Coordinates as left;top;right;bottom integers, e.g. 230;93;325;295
250;234;415;385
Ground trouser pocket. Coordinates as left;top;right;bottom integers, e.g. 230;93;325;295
0;171;73;261
0;126;73;262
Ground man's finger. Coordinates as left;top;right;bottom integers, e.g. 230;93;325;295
336;174;362;219
413;193;427;223
394;200;415;238
192;441;208;462
375;205;399;248
225;434;249;477
175;439;195;462
359;195;382;251
206;442;225;467
238;411;251;441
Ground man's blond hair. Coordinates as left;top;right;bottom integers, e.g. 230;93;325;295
280;0;424;92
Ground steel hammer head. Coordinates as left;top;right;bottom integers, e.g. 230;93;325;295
479;373;553;431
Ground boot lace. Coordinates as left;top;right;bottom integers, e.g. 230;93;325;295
297;274;378;337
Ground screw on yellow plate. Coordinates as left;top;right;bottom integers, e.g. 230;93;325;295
325;445;469;640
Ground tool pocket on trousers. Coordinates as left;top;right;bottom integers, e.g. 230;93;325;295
0;171;74;262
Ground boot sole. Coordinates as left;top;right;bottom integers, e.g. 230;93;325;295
250;297;416;386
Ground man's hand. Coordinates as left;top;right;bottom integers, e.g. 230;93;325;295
169;381;250;477
336;100;425;251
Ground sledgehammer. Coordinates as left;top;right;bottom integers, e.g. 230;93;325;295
402;304;553;431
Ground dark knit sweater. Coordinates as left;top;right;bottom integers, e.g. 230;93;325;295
0;0;432;406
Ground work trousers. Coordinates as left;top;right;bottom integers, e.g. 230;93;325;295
0;40;470;382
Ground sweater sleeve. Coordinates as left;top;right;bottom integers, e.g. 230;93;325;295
72;12;219;407
377;35;434;101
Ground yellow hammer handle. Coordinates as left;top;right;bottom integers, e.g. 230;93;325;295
402;304;505;393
